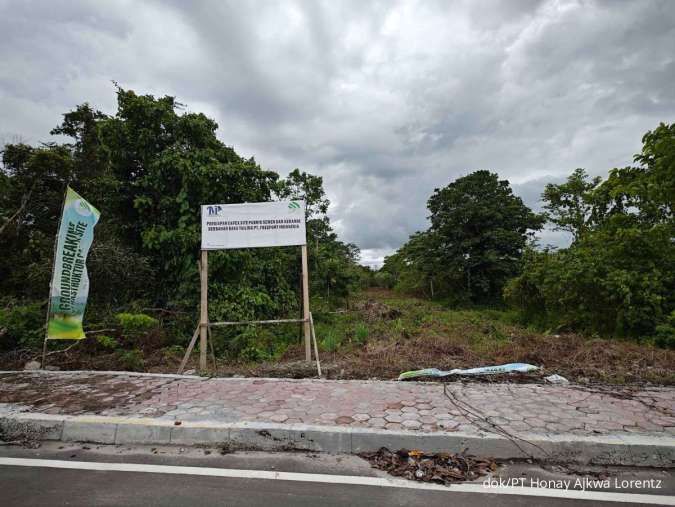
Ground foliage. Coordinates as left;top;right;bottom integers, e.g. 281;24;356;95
320;329;341;352
94;334;118;350
115;348;144;371
225;327;286;361
0;301;44;350
353;322;369;344
115;313;159;335
653;311;675;350
507;123;675;339
543;168;602;240
382;171;544;303
0;86;361;359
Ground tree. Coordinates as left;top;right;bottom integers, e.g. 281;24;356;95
0;86;361;356
507;122;675;341
596;122;675;225
542;168;602;240
424;170;544;302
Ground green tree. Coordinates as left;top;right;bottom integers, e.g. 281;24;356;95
424;170;544;302
0;86;361;357
507;122;675;340
542;168;602;240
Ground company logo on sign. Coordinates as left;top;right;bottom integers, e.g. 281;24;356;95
73;199;93;217
207;205;223;216
288;201;301;211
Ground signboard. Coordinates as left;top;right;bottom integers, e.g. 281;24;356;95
201;200;306;250
47;187;100;339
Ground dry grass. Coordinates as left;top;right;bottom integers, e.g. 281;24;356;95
241;289;675;385
3;289;672;385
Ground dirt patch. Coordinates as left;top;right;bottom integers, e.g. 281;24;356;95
360;447;497;485
354;299;401;322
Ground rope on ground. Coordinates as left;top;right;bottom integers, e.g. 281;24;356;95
442;384;553;462
568;384;674;418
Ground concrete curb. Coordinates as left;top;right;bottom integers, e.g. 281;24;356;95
1;412;673;467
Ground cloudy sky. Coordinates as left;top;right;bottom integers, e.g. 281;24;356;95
1;0;674;266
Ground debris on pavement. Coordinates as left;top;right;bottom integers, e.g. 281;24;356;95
359;447;497;485
0;418;49;448
398;362;539;380
545;374;570;384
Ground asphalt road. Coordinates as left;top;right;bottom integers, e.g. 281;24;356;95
0;443;672;506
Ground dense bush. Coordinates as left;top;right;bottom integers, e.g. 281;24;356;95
506;123;675;341
505;220;674;337
0;87;362;357
653;311;675;350
0;301;44;350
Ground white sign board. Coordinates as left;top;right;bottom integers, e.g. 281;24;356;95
201;200;306;250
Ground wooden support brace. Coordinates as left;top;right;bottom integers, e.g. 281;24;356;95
177;325;200;374
210;318;308;327
309;312;322;378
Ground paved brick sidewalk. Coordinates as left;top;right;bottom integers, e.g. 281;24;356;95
1;371;673;439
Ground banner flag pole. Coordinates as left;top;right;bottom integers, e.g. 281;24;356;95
42;186;100;368
41;186;69;368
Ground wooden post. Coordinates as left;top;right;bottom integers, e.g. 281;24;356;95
301;244;311;362
199;249;208;371
309;312;321;377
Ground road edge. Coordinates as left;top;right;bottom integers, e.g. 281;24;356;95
1;411;673;467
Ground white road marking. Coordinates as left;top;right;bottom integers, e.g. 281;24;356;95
0;457;672;505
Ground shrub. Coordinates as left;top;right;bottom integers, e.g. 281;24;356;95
506;221;674;338
162;344;185;360
653;311;675;349
225;326;286;361
116;313;159;335
95;334;118;350
354;323;369;344
320;330;341;352
240;345;270;362
116;348;144;371
0;302;44;350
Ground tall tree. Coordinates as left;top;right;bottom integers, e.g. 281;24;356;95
426;171;544;302
542;168;602;241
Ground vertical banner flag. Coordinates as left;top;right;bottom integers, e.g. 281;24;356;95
47;187;100;340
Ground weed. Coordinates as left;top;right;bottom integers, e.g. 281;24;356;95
320;330;341;352
95;334;118;350
162;344;185;360
354;323;369;344
0;302;43;350
116;313;159;335
116;348;144;371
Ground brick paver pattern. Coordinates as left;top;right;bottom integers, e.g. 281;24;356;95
1;372;673;437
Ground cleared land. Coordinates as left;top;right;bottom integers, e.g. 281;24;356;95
4;289;672;386
232;288;675;385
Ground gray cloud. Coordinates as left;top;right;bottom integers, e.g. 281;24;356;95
1;0;674;267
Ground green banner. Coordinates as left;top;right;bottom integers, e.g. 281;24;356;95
47;187;100;340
